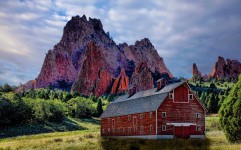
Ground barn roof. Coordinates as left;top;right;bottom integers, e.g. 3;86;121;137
100;81;184;118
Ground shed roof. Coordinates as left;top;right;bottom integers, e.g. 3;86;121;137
100;81;184;118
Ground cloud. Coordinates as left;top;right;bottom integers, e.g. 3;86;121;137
0;0;241;85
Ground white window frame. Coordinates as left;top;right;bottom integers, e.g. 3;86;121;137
128;127;131;132
102;129;105;133
150;112;152;118
128;115;131;121
162;125;166;131
108;128;110;134
140;126;144;131
140;114;143;119
189;94;194;100
117;117;120;122
133;116;137;125
108;118;110;123
196;113;201;118
196;125;201;131
162;112;166;118
134;127;137;132
112;119;115;126
117;128;120;133
169;92;174;99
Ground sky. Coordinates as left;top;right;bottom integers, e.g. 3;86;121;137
0;0;241;85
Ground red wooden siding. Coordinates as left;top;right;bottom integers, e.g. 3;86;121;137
157;83;205;136
101;111;156;136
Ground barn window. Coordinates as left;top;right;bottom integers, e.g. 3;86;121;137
140;114;143;119
196;113;201;118
140;126;144;131
150;112;152;118
128;127;131;132
134;127;137;132
189;94;194;100
102;129;105;134
117;117;120;122
169;91;174;99
128;115;131;121
162;125;166;131
123;128;125;133
117;128;120;133
112;128;115;133
150;125;153;131
112;119;115;126
196;125;201;131
162;112;166;118
108;118;110;123
133;117;137;125
108;128;110;134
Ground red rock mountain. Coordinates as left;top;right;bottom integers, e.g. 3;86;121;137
192;56;241;80
192;63;202;77
210;56;241;79
18;15;172;96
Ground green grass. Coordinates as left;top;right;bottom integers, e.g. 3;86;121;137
0;117;241;150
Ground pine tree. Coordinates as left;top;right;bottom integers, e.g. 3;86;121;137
97;98;103;117
219;75;241;142
207;93;218;113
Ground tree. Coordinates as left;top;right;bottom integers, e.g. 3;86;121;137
97;98;103;117
219;75;241;142
3;83;13;92
207;93;218;113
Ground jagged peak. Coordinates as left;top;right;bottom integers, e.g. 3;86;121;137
134;38;153;48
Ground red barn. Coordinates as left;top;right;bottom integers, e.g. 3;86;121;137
100;79;207;139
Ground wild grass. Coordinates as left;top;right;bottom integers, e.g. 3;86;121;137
0;116;240;150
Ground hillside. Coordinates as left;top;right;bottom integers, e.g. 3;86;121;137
18;15;172;97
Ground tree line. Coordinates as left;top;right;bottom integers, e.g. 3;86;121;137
0;87;118;128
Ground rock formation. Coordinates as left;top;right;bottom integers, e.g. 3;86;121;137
192;63;202;77
130;62;154;92
210;56;241;79
18;15;173;96
111;69;129;94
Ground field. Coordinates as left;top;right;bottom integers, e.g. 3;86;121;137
0;117;241;150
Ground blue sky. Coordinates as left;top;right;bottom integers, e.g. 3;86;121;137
0;0;241;85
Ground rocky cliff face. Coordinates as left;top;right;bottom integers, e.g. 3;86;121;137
130;62;154;92
210;56;241;79
19;15;173;96
192;63;202;77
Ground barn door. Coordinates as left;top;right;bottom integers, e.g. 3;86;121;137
174;126;190;139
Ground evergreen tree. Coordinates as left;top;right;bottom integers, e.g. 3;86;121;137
207;93;218;113
3;83;12;92
219;75;241;142
97;98;103;117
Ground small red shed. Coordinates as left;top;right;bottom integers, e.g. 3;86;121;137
100;80;206;139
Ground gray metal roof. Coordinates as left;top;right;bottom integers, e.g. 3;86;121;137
100;81;184;118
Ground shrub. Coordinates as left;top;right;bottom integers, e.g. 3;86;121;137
219;75;241;142
32;99;66;123
67;97;95;118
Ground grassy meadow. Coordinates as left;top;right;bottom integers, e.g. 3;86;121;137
0;116;241;150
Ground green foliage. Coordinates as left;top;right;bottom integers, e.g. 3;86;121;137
219;75;241;142
96;98;103;117
67;97;95;118
32;99;67;123
207;93;218;113
2;83;13;92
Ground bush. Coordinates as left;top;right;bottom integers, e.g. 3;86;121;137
219;75;241;142
67;97;95;118
32;99;66;123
